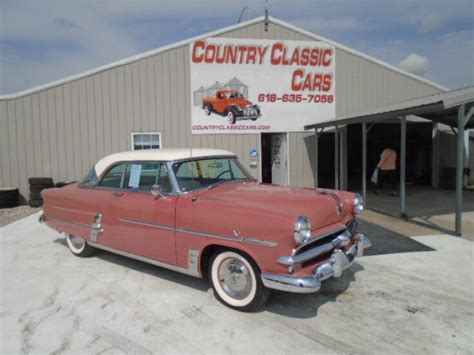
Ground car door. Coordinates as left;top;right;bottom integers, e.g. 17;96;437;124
216;92;228;113
81;162;128;245
105;161;177;265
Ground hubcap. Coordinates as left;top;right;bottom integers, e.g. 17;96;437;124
218;258;252;300
69;235;85;249
228;112;234;123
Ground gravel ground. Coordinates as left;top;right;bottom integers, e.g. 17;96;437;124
0;206;41;227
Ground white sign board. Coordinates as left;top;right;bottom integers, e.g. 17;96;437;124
190;38;335;134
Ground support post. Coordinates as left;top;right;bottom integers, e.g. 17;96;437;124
362;122;367;204
340;125;347;190
314;129;319;188
400;116;406;216
334;125;339;189
431;122;440;189
456;104;466;236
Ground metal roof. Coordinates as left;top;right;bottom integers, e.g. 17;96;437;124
0;16;448;100
305;86;474;130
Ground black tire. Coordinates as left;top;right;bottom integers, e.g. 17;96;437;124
56;181;76;188
226;108;237;124
0;188;19;208
66;234;96;257
203;104;212;116
29;199;43;208
30;184;54;193
29;177;54;186
208;249;270;312
29;192;42;200
250;107;260;121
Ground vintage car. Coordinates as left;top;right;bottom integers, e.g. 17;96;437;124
41;149;371;311
202;90;261;124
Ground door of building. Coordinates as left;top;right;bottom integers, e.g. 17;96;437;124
261;133;288;186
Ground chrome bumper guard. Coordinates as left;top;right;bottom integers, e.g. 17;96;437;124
261;233;371;293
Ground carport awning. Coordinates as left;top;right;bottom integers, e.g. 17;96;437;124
304;86;474;130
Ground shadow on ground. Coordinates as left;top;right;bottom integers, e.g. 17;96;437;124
54;237;209;292
53;220;434;319
364;186;474;218
264;263;364;318
357;219;435;256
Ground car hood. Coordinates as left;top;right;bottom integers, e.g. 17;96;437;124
201;182;348;229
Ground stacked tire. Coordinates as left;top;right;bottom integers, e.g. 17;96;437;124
56;181;76;188
29;177;54;207
0;188;19;208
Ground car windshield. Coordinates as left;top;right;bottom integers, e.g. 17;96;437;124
172;157;253;192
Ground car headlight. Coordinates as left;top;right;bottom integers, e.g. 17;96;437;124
353;194;364;215
294;216;311;245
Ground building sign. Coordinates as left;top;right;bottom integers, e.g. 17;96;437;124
190;38;335;134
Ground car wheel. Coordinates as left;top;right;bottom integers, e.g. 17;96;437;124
227;110;236;124
209;250;269;311
204;105;211;116
66;234;96;257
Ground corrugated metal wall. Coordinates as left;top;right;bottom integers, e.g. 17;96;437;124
0;19;442;199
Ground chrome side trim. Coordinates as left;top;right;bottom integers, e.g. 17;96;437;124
90;213;104;242
47;215;104;241
87;241;202;278
262;234;371;294
118;218;175;231
188;249;200;274
47;216;92;231
118;217;278;248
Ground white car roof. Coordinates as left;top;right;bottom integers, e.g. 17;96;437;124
94;148;235;176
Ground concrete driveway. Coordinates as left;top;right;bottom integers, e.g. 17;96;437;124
1;213;473;354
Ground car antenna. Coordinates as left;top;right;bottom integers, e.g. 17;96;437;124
191;147;198;202
264;0;269;32
237;7;251;23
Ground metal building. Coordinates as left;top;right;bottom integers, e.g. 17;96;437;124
0;16;449;202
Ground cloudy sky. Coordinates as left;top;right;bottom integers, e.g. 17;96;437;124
1;0;473;94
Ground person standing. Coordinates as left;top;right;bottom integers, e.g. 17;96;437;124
376;146;397;196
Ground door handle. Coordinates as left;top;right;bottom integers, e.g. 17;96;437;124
113;191;124;197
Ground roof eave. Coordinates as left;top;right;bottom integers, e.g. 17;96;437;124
304;102;445;130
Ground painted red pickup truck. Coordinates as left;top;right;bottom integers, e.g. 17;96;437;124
41;149;370;311
202;90;261;124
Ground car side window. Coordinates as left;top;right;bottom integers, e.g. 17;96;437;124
156;164;172;192
98;164;125;188
122;162;172;193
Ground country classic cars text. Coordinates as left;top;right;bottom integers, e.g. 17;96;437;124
191;40;333;92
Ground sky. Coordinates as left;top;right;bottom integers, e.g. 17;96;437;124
1;0;473;95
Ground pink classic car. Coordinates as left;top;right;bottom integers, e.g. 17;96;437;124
41;149;371;311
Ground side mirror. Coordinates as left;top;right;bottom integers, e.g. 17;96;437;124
151;184;166;199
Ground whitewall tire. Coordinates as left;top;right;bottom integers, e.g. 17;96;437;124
209;250;269;311
66;234;95;257
227;111;236;124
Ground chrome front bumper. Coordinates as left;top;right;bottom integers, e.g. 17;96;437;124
261;233;371;293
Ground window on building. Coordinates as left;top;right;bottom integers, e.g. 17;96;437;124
132;133;161;150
